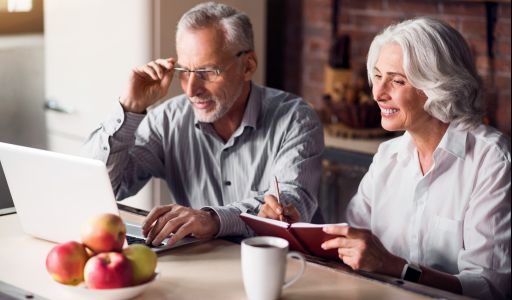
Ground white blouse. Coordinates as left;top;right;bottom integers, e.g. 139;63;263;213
346;123;511;299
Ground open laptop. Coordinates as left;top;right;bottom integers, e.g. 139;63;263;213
0;142;198;253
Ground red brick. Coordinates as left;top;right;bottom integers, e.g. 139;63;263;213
476;55;491;73
303;0;332;24
342;0;384;11
495;94;511;136
304;24;331;37
467;38;488;56
306;37;330;52
441;2;485;16
460;19;487;39
435;16;460;31
494;75;512;92
498;3;511;18
494;59;511;74
495;21;511;37
480;74;494;87
349;13;398;32
496;40;511;57
386;0;438;15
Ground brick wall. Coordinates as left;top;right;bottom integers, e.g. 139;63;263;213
297;0;511;136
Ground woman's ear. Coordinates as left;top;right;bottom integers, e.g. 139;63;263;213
243;51;257;81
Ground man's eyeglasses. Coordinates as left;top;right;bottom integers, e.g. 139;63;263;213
173;50;251;82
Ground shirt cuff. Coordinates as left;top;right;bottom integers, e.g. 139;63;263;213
202;206;252;237
102;101;145;137
455;272;492;299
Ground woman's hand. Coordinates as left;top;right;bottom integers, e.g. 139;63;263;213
120;58;175;113
321;225;405;276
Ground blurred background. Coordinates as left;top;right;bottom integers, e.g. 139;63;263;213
0;0;510;222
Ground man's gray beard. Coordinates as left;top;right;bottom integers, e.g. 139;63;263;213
191;85;243;123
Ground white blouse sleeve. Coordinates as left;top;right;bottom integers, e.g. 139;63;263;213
455;146;511;300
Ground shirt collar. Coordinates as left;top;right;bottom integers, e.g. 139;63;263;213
436;122;467;159
387;122;467;162
394;131;415;162
194;81;261;131
239;82;261;130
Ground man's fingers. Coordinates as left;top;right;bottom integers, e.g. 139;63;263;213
142;204;174;234
144;211;181;242
263;194;283;214
166;221;193;247
257;204;281;220
150;217;187;246
145;218;161;245
283;204;300;223
139;64;159;81
155;58;174;70
147;61;163;79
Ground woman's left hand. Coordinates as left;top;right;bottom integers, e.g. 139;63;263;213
321;225;404;276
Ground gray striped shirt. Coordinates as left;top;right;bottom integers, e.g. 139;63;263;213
82;83;324;237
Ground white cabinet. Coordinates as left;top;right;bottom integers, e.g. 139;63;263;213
43;0;266;210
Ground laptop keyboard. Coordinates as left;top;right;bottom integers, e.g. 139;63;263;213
126;235;164;248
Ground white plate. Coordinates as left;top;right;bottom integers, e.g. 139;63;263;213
55;272;159;300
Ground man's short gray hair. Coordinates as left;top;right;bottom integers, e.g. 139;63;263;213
367;17;484;129
176;2;254;54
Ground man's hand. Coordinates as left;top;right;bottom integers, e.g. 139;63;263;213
321;225;405;276
141;204;220;247
257;195;300;223
120;58;175;113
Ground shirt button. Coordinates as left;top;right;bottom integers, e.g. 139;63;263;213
103;146;108;151
224;181;231;186
117;118;122;123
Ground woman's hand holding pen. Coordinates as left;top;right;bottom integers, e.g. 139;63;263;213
257;194;300;223
120;58;176;113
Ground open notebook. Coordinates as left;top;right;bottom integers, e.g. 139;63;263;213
240;213;347;260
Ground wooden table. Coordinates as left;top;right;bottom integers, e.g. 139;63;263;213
0;212;466;300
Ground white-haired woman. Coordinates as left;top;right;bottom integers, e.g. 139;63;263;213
320;17;510;299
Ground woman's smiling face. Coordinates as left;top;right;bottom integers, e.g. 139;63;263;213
371;43;430;132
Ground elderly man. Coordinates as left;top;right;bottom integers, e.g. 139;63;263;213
83;2;323;246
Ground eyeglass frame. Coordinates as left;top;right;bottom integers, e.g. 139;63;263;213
172;50;252;82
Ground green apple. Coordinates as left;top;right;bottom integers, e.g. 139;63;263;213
122;244;157;284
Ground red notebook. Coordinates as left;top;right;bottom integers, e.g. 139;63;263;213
240;213;347;260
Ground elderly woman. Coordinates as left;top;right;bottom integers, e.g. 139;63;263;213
318;18;510;299
259;17;510;299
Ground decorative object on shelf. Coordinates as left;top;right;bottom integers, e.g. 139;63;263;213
322;35;381;131
322;66;383;135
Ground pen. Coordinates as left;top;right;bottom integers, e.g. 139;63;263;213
274;176;281;204
274;176;290;222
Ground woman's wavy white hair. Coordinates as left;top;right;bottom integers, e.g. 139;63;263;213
367;17;484;129
176;2;254;55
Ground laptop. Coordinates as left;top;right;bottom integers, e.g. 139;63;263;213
0;142;198;253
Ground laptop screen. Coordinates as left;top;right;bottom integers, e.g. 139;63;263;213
0;161;15;215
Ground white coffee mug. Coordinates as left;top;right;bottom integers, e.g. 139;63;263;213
241;236;306;300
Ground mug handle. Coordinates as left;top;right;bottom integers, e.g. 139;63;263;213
282;251;306;289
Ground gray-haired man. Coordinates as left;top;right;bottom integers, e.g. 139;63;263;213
83;2;324;246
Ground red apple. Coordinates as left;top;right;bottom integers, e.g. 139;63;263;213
81;213;126;253
84;252;133;289
123;244;157;284
45;241;89;285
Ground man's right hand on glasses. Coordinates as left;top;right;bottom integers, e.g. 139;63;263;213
120;58;175;113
